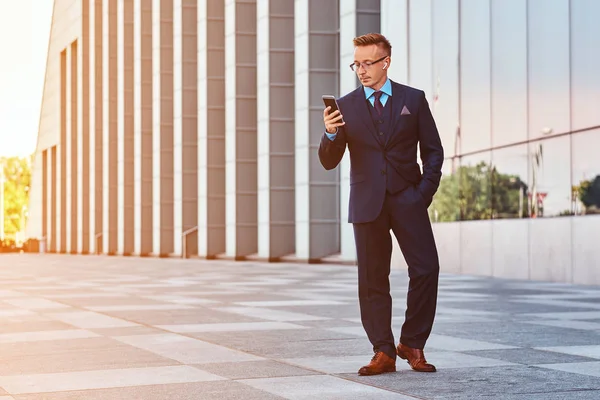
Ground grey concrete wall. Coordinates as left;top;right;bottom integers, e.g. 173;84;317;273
224;0;258;259
134;0;154;256
197;0;226;258
256;0;296;260
294;0;340;261
152;0;174;257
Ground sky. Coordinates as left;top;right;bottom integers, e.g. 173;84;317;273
0;0;54;157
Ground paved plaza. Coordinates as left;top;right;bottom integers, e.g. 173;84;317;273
0;254;599;399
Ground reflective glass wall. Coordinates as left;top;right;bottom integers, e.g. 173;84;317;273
422;0;600;284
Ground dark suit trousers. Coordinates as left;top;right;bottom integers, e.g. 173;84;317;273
353;184;440;360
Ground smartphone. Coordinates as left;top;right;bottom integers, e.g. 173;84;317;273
322;95;344;123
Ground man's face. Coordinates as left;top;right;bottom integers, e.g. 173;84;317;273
353;44;389;89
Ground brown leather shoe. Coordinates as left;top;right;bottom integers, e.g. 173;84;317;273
358;351;396;376
396;343;436;372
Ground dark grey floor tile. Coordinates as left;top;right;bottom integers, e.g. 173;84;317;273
340;365;600;399
463;348;599;365
431;321;600;347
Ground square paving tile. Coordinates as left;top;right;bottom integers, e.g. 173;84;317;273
196;360;318;379
0;366;224;395
12;382;285;400
113;333;264;364
238;375;418;399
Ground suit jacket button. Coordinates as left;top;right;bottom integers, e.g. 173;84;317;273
380;170;386;175
379;131;384;136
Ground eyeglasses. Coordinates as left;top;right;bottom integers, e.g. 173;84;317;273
349;55;388;72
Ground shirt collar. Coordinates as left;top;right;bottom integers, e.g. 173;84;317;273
364;78;392;99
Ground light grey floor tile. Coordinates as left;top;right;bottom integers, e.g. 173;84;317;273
525;319;600;331
113;333;263;364
84;304;195;311
425;334;518;352
535;345;600;359
283;355;370;374
535;361;600;378
157;321;308;333
141;295;220;305
326;326;365;337
0;329;99;344
0;310;36;317
11;382;285;400
45;311;138;329
233;300;348;307
411;351;519;369
215;307;330;322
520;311;600;320
196;360;318;380
0;366;225;395
238;375;419;399
4;297;70;310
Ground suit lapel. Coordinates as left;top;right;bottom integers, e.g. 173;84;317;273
388;81;406;143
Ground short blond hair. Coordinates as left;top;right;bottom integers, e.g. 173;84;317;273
353;33;392;56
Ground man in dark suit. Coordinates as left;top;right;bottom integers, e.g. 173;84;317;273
319;33;444;376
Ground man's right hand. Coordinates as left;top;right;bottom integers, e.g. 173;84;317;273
323;106;345;134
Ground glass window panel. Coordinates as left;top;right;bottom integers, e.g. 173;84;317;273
459;151;492;221
528;135;571;218
432;0;460;155
570;0;600;130
429;157;460;223
459;0;491;153
491;144;528;219
527;0;570;138
490;0;527;146
572;129;600;215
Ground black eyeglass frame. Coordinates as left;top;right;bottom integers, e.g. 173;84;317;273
349;55;389;72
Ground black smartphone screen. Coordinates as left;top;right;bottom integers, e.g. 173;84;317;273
322;95;344;122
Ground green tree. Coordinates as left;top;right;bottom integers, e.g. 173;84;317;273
429;161;528;222
2;156;32;238
576;175;600;214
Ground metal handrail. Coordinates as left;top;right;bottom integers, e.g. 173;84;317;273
181;226;198;259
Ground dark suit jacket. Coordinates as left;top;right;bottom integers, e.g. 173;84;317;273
318;80;444;224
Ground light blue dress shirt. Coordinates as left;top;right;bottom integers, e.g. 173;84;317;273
326;78;393;141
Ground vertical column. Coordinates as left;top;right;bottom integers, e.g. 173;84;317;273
152;0;174;257
225;0;258;259
380;0;408;82
174;0;198;257
81;0;91;254
256;0;295;260
50;146;57;252
339;1;380;261
42;150;48;245
118;0;135;255
103;0;118;254
60;49;67;253
295;0;340;261
0;166;4;240
134;0;154;256
93;0;103;254
197;0;226;258
70;40;79;254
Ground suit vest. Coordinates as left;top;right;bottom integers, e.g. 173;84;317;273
366;95;409;193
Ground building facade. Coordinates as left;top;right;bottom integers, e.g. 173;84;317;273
27;0;600;284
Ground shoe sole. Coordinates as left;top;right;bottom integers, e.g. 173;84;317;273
357;366;396;376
